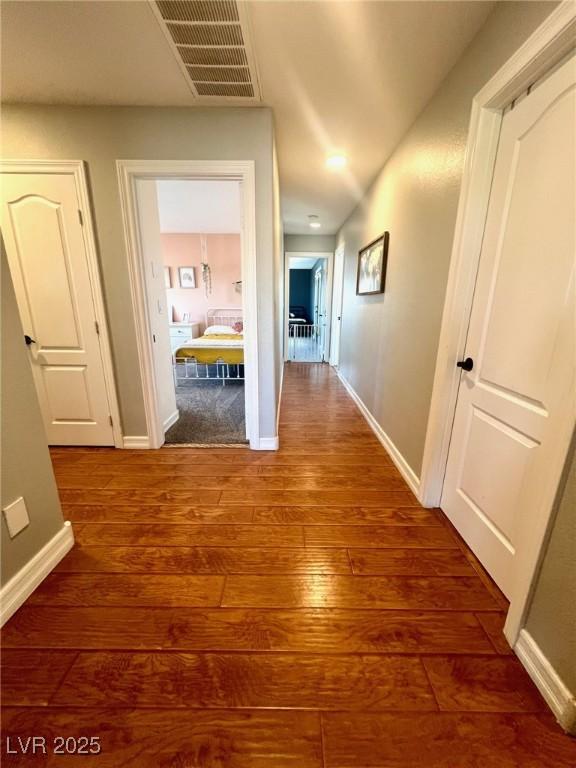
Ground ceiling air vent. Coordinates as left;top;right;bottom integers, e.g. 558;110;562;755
151;0;261;102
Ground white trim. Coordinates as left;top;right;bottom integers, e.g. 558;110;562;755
254;436;279;451
116;160;260;450
284;251;335;362
419;3;576;639
0;521;74;627
515;629;576;734
337;370;420;497
0;159;123;448
122;435;151;449
163;409;179;433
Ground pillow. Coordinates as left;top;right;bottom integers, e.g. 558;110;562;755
205;324;237;335
232;321;244;333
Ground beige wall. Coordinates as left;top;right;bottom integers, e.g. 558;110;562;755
335;1;557;476
161;234;242;331
285;234;336;253
1;106;279;439
525;436;576;693
1;245;65;585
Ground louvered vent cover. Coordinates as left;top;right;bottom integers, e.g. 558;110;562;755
152;0;261;101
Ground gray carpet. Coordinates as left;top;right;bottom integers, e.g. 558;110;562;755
165;379;247;445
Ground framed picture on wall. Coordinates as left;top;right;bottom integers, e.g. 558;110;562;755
164;267;171;289
356;232;389;295
178;266;196;288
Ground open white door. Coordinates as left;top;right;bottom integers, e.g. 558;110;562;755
134;179;178;437
441;55;576;599
1;164;117;446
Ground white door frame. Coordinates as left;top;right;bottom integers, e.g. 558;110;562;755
116;160;260;450
329;243;345;367
0;158;123;448
284;251;334;362
419;1;576;645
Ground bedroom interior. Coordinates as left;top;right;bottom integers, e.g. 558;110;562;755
154;179;246;445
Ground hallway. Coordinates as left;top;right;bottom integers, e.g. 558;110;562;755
2;363;575;765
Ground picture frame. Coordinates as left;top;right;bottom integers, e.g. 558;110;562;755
178;266;196;289
164;266;171;289
356;232;389;296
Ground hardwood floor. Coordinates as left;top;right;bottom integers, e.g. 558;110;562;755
2;363;574;766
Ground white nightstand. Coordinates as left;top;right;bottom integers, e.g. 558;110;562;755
169;322;200;351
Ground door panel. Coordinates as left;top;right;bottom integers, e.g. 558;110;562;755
479;89;575;403
9;197;84;348
1;169;115;445
441;56;576;598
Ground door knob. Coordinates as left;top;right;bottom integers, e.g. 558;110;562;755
456;357;474;372
24;335;36;346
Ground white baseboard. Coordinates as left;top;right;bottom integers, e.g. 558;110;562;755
515;628;576;734
163;409;179;433
251;436;279;451
0;521;74;627
122;435;151;449
337;370;421;497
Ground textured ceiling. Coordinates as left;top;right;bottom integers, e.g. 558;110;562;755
1;0;495;234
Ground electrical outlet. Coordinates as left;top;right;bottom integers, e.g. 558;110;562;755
3;496;30;538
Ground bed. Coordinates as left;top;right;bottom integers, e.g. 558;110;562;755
173;308;244;385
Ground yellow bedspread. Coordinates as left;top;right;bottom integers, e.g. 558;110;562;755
174;334;244;365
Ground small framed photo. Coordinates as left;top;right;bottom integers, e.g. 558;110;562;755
178;266;196;288
356;232;389;296
164;267;172;289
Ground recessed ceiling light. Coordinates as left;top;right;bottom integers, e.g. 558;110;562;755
308;215;321;229
326;153;347;169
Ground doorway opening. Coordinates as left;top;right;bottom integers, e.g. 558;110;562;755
139;178;246;446
118;160;259;450
285;253;333;362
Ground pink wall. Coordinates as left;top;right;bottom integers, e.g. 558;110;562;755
161;234;242;330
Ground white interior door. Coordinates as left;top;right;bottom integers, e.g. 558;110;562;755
1;167;116;446
441;55;576;598
330;245;345;367
134;179;178;435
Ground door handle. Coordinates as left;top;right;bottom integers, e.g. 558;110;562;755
24;335;36;346
456;357;474;372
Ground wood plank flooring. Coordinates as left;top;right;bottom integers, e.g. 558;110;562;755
2;363;574;766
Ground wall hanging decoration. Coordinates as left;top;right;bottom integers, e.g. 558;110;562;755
164;267;171;289
178;266;196;288
200;234;212;297
356;232;389;295
201;262;212;297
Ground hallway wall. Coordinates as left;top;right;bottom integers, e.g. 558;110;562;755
1;244;65;585
525;436;576;693
1;106;279;441
335;1;557;477
285;234;336;253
